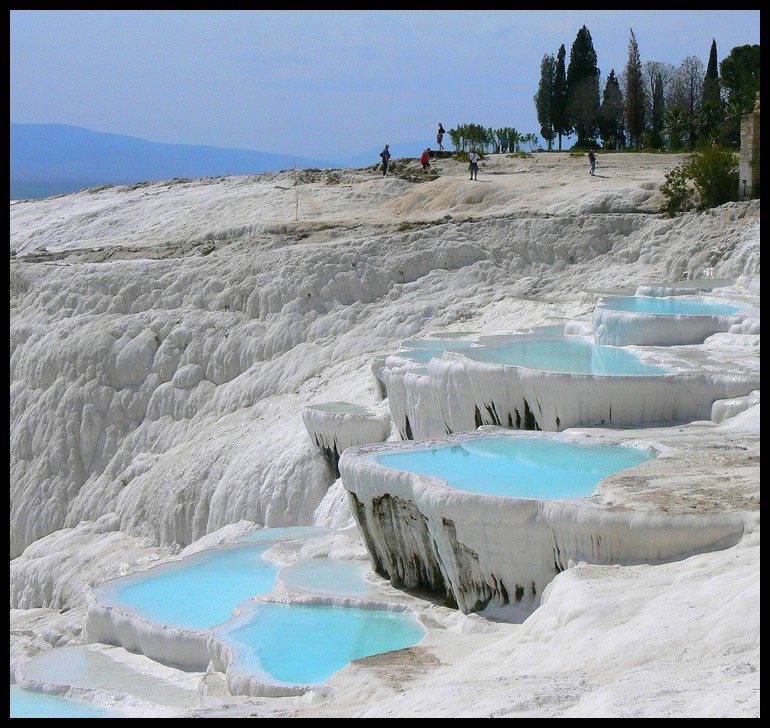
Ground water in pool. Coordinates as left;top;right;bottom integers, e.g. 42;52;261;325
96;541;279;630
10;685;123;719
94;527;332;630
374;436;655;498
600;295;742;315
460;336;668;375
15;644;201;716
280;558;375;595
218;602;425;686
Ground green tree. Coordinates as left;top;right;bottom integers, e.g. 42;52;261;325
649;72;666;149
453;123;493;153
447;126;461;151
521;133;539;152
720;44;760;112
623;28;646;148
663;106;688;151
552;44;569;150
598;69;625;149
696;38;724;146
566;25;600;146
719;44;760;145
534;53;557;150
702;38;720;106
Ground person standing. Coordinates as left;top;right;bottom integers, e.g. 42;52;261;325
588;148;596;175
380;144;391;176
436;123;446;151
468;148;480;180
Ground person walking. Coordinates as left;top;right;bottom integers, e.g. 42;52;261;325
588;148;596;175
468;148;480;180
380;144;391;176
436;123;446;152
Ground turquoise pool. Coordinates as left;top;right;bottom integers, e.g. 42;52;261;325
600;295;742;315
457;336;668;375
374;436;655;499
90;527;424;689
217;602;425;686
95;541;278;630
10;685;123;719
280;557;375;595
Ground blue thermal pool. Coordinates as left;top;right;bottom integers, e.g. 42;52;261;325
95;540;279;630
95;528;332;629
89;526;425;689
455;336;668;375
373;436;655;499
280;558;375;596
13;643;201;717
599;295;742;315
10;685;123;719
214;602;425;686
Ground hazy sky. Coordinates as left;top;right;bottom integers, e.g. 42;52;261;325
10;10;761;159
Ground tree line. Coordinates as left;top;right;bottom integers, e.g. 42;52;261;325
533;25;760;151
445;124;540;156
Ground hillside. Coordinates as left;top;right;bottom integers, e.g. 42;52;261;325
10;151;760;717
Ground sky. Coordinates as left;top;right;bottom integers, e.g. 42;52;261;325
9;10;762;160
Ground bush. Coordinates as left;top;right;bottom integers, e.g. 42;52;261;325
660;146;739;215
685;146;740;209
660;166;694;217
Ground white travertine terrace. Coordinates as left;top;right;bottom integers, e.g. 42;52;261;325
382;332;760;437
339;429;755;615
592;295;757;346
9;153;760;718
634;278;737;297
301;401;392;473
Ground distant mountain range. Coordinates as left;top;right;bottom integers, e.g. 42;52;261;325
10;123;433;200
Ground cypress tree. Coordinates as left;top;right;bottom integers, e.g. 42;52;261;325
552;45;568;150
598;70;625;149
534;54;557;150
566;25;600;146
702;38;720;106
650;73;666;148
624;28;646;149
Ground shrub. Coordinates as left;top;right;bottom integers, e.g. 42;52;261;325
660;146;739;215
684;146;740;209
660;165;694;217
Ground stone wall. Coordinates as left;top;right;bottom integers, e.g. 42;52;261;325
739;91;760;199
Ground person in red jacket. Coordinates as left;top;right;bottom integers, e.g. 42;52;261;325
420;148;431;173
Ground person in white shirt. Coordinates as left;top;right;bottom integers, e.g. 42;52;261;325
469;149;480;180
